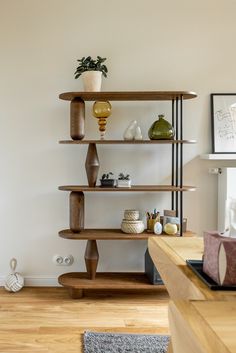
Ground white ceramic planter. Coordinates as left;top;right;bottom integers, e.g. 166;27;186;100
117;179;131;188
82;71;102;91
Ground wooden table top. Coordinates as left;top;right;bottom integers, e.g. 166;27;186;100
148;237;236;353
153;236;204;263
148;237;236;301
169;300;236;353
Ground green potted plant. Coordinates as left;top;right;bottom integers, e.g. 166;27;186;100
74;56;108;92
100;172;116;187
117;173;131;188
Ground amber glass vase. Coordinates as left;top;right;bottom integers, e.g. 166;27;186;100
93;101;112;139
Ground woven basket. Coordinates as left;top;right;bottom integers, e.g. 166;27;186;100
124;209;139;221
121;220;145;234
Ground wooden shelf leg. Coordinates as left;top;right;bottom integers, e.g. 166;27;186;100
70;98;85;140
85;143;100;187
84;240;99;279
68;288;84;299
70;191;84;232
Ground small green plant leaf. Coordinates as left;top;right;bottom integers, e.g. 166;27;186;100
74;55;108;79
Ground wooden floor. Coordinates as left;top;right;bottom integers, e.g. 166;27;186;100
0;287;169;353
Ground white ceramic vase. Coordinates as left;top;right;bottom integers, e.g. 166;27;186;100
82;71;102;91
123;120;137;140
134;126;143;140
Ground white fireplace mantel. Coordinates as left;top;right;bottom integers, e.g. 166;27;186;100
201;154;236;160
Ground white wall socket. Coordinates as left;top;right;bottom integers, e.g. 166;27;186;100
63;255;74;266
53;255;63;265
53;254;74;266
208;167;222;175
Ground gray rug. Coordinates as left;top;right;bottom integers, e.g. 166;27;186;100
84;331;170;353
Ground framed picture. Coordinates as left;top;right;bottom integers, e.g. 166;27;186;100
211;93;236;153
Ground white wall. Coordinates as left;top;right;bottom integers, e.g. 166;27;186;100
1;0;236;284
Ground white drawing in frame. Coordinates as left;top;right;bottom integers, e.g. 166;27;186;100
212;94;236;153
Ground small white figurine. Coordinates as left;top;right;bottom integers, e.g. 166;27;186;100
154;222;163;235
123;120;137;140
134;126;143;140
5;258;24;292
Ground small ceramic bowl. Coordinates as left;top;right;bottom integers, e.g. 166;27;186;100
121;220;145;234
124;209;139;221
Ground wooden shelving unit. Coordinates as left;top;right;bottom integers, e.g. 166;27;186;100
59;91;197;101
59;139;196;144
58;272;166;298
59;185;196;192
59;229;195;240
58;90;197;298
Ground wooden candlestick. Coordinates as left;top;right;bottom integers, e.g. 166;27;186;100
84;240;99;280
85;143;100;187
70;98;85;140
69;192;84;232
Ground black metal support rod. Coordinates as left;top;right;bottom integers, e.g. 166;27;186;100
171;99;175;210
180;95;183;236
175;97;179;217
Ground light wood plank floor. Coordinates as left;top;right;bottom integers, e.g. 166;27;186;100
0;287;169;353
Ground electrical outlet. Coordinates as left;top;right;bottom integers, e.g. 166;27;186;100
63;255;74;266
53;255;63;265
208;167;222;175
53;254;74;266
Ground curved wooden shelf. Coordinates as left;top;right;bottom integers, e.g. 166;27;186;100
59;229;195;240
58;272;165;290
59;91;197;101
59;139;197;144
58;185;196;192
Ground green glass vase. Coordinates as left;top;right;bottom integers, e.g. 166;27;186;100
148;114;175;140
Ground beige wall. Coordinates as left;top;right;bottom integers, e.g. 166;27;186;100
1;0;236;284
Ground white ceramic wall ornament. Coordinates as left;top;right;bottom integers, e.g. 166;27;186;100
4;258;24;292
123;120;137;140
134;126;143;140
